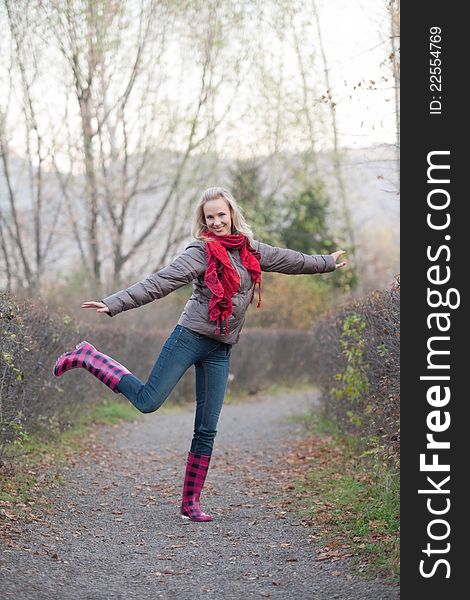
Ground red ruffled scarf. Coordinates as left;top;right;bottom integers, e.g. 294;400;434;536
202;232;262;335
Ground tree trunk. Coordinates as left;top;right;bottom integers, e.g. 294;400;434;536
312;0;356;257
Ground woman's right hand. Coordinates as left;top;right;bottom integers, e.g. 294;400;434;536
81;301;110;314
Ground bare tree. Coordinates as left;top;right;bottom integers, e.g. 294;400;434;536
40;1;249;289
1;0;395;296
1;1;253;294
289;11;320;174
311;0;356;257
0;216;12;291
1;0;62;293
389;0;400;177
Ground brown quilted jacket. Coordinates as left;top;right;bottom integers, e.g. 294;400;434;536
102;239;336;345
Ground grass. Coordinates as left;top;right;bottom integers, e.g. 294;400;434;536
88;400;145;424
290;411;400;581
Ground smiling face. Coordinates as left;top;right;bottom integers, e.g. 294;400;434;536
203;197;232;236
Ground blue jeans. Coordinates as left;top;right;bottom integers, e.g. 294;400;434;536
117;325;231;456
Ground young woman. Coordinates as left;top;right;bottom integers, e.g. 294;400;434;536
53;187;346;522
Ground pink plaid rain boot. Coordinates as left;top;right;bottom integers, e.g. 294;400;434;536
180;451;213;522
53;341;130;394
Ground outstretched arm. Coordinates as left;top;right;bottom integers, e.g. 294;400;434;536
83;242;206;317
253;240;346;274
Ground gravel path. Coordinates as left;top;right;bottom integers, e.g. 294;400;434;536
0;391;399;599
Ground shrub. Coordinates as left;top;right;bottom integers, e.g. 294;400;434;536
311;278;400;464
244;272;333;329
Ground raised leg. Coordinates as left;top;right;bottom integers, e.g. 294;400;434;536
117;326;201;413
53;341;130;393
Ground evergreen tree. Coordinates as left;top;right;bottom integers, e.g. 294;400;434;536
229;160;282;245
281;183;357;291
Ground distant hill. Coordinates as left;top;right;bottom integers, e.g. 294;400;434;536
1;144;399;289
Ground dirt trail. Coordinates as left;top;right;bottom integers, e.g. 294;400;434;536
0;391;399;599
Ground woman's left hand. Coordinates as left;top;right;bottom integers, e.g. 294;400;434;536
331;250;347;270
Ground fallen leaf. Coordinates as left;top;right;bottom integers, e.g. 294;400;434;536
316;550;342;561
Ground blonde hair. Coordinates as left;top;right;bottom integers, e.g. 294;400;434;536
192;187;254;242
